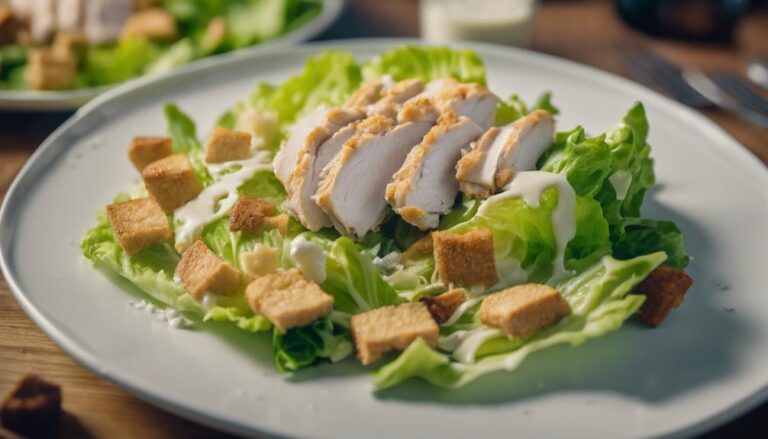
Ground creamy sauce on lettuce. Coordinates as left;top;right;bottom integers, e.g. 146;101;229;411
480;171;576;282
173;151;272;252
290;235;327;284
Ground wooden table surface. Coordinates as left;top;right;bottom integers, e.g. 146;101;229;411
1;1;767;437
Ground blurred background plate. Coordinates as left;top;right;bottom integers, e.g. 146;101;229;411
1;39;768;438
0;0;343;112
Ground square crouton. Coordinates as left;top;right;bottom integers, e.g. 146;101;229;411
433;228;499;287
480;284;571;339
106;197;171;256
239;244;279;277
419;288;467;324
245;268;334;332
204;127;252;164
128;136;173;171
229;196;276;233
350;303;439;365
634;266;693;327
175;240;242;299
26;48;76;91
142;153;202;212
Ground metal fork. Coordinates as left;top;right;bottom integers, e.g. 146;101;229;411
706;72;768;115
624;47;768;129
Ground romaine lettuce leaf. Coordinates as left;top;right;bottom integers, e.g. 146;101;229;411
204;306;272;332
362;46;487;85
82;38;160;86
373;252;665;389
612;218;689;269
273;317;352;372
495;92;560;126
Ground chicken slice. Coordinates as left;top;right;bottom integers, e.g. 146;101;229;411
57;0;84;33
285;108;366;230
272;106;328;186
367;78;425;119
83;0;134;44
344;79;386;109
386;110;483;230
456;109;555;197
315;99;439;239
29;0;55;43
433;81;498;130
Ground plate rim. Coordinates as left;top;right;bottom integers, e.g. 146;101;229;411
1;38;767;439
0;0;344;112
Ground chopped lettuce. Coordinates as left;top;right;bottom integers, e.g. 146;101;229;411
495;92;560;126
362;46;487;85
373;253;665;389
273;317;352;372
205;306;273;332
82;38;160;87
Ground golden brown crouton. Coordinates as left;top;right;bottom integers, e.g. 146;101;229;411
107;197;171;256
204;127;252;164
1;374;62;436
175;240;242;300
128;136;173;171
634;266;693;327
142;153;202;212
419;289;467;324
480;284;571;339
433;228;499;287
239;244;279;277
245;268;334;332
400;233;434;262
264;213;290;236
121;8;178;41
229;196;276;233
350;303;439;365
52;32;88;61
202;16;226;51
25;48;77;91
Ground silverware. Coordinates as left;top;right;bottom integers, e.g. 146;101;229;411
683;70;768;129
624;47;768;129
747;60;768;90
706;71;768;115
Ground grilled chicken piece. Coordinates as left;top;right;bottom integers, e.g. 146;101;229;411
57;0;84;33
367;78;425;118
386;110;483;230
285;108;366;230
433;81;498;130
273;106;331;186
29;0;55;43
344;79;387;109
84;0;134;44
456;109;555;197
315;99;439;238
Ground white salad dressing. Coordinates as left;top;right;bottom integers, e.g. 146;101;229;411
290;235;327;284
480;171;576;283
608;170;633;201
174;151;272;252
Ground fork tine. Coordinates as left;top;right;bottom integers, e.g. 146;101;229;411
624;50;692;103
625;47;710;107
708;72;768;115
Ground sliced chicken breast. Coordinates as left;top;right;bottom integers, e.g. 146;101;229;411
386;110;483;230
315;99;439;238
367;78;425;119
344;79;386;109
58;0;84;33
433;81;498;130
29;0;55;43
456;109;555;197
273;106;330;186
285;108;366;230
84;0;134;44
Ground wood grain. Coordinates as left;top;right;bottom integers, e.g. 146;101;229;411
1;0;767;437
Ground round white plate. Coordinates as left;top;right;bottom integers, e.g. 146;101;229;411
2;39;768;439
0;0;343;112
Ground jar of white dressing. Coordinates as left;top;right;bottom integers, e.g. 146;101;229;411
420;0;539;47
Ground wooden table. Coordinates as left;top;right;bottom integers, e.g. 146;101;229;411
1;1;766;437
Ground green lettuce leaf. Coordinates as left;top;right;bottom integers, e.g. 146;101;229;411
612;218;689;269
538;127;612;198
82;38;160;86
204;306;272;332
373;252;665;389
495;92;560;126
362;46;487;85
273;317;353;372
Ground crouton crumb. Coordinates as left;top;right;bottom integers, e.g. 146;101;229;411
245;268;333;331
634;266;693;327
264;214;290;236
350;303;439;365
433;228;499;287
480;284;571;339
229;196;276;233
175;240;242;299
400;234;434;262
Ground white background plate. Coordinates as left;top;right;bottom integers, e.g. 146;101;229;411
0;0;343;112
1;40;768;438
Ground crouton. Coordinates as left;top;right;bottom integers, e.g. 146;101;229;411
634;266;693;327
142;153;202;212
128;136;173;171
202;16;226;51
25;48;77;91
121;8;178;41
264;213;290;236
240;244;279;277
204;127;252;164
1;375;62;436
229;196;276;233
400;233;433;262
419;288;467;324
0;8;21;45
480;284;571;339
175;240;242;300
107;197;171;255
350;303;439;365
433;228;499;287
245;268;333;332
52;32;88;61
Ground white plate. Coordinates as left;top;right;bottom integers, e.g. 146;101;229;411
2;39;768;439
0;0;343;112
